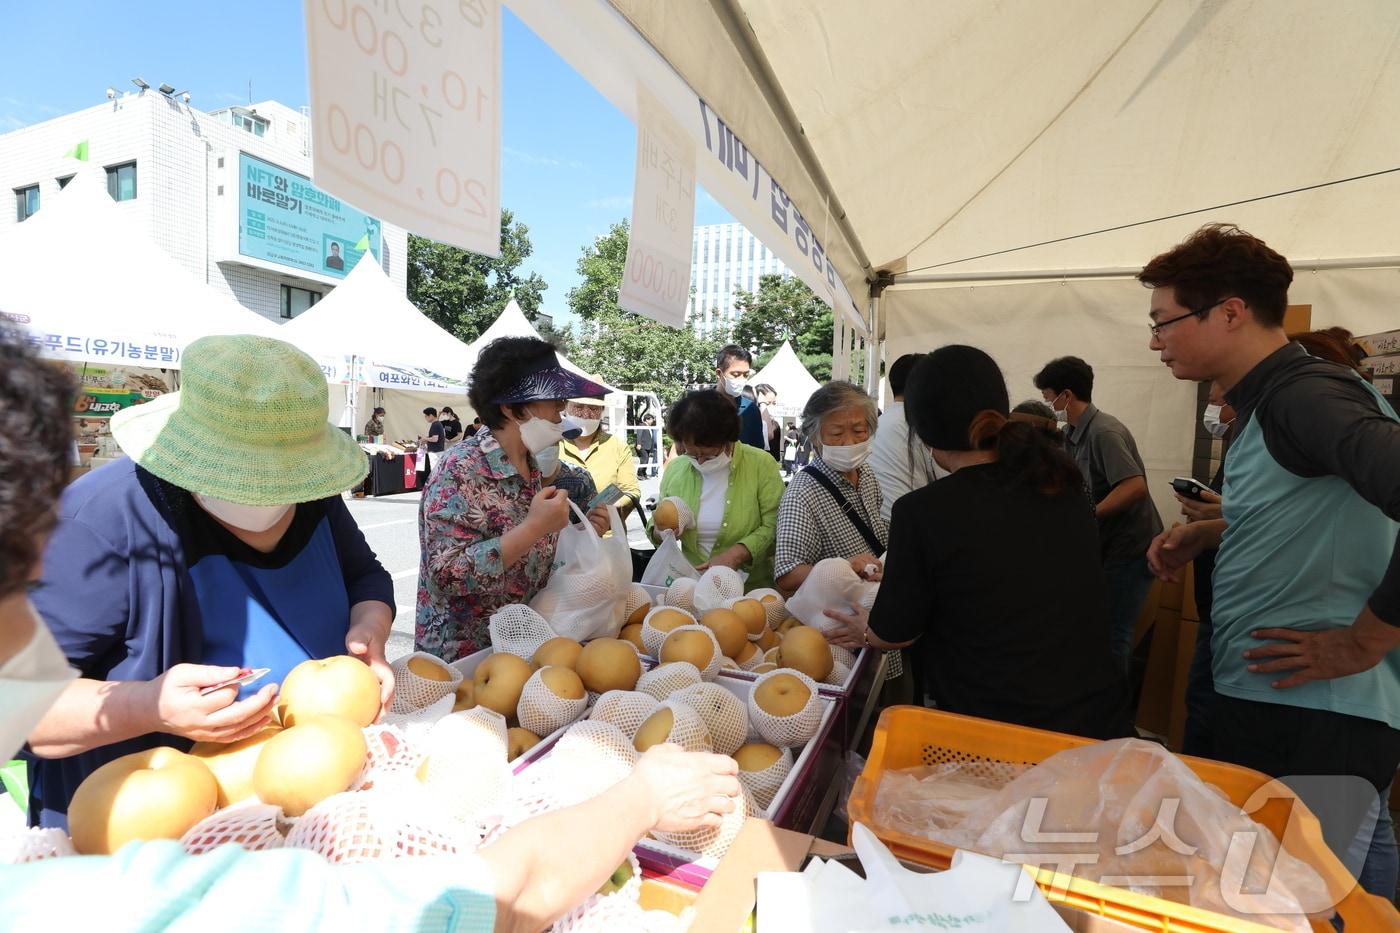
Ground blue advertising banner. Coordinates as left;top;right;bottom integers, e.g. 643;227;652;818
238;152;381;280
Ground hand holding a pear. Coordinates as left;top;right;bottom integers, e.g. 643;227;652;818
626;744;741;832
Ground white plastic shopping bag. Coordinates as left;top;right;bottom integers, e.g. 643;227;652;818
786;557;879;635
639;529;700;588
530;503;631;641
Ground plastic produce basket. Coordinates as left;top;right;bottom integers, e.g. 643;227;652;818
848;706;1399;933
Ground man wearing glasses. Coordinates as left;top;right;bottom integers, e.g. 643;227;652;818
1035;355;1163;669
1141;223;1400;900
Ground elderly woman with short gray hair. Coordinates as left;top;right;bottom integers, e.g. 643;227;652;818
774;381;888;596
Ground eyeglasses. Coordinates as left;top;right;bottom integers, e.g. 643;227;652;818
1149;298;1229;338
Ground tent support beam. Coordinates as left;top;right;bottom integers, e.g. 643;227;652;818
894;256;1400;286
706;0;875;281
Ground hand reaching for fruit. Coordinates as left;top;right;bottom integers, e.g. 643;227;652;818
346;616;396;718
142;664;278;744
822;604;870;651
848;554;883;581
628;744;741;832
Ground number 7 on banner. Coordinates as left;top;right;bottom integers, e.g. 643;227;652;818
303;0;502;257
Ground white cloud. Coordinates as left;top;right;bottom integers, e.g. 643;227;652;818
584;195;632;210
505;146;586;170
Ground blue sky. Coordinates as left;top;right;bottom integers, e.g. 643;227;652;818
0;1;734;325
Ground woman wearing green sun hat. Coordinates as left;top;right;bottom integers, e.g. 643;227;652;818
22;334;396;829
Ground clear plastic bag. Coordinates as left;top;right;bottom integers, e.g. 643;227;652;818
872;738;1330;931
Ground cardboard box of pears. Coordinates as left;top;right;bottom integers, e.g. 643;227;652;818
29;583;850;892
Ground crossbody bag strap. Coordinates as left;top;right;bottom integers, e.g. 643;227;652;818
803;466;884;555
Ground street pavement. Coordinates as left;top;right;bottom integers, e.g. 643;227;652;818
346;474;662;661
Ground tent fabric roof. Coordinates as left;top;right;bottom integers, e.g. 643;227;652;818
750;340;820;418
467;301;619;395
608;0;1400;296
0;171;280;363
279;254;475;383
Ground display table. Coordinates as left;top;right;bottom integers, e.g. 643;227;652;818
361;446;421;496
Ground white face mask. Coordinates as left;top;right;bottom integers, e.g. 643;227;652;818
534;443;561;478
720;374;749;398
1;612;79;760
1202;404;1233;438
822;439;872;472
573;417;602;437
1049;392;1069;425
194;493;293;532
693;450;732;476
518;415;566;454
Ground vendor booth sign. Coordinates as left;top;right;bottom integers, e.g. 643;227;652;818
222;152;382;285
72;365;168;417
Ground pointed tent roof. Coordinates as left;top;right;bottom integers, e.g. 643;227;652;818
751;340;821;418
279;253;474;385
467;300;618;394
0;170;280;366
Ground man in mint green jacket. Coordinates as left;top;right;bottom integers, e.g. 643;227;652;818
654;390;785;591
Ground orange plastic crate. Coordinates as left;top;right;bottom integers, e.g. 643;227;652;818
848;706;1399;933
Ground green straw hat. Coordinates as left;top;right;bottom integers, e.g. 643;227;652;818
110;334;368;505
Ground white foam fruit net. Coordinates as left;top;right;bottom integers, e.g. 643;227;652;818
748;669;823;747
692;566;744;614
719;657;740;671
490;721;637;839
0;828;77;864
641;605;696;657
745;588;788;629
636;661;703;700
650;785;751;860
553;720;641;775
738;647;767;672
624;583;653;621
382;692;454;740
659;624;722;682
489;603;559;661
822;657;852;687
657;496;694;534
518;668;589;736
285;785;478;863
417;708;512;824
531;568;623;643
763;646;781;665
830;645;856;669
672;683;748;756
785;557;871;636
355;723;420;791
389;651;463;714
645;700;714;753
590;690;661;739
551;851;644;933
737;747;794;814
859;581;879;610
181;801;288;855
663;577;697;613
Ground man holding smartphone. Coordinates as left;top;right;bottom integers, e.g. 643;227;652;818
1141;223;1400;899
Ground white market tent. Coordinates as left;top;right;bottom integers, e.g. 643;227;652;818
0;170;281;367
280;254;478;437
508;0;1400;522
465;299;617;393
751;340;820;419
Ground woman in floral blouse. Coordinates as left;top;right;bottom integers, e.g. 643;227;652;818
416;337;611;662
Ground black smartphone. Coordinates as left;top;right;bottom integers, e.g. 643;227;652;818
1170;476;1212;501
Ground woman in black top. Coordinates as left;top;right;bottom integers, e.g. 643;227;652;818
825;345;1129;739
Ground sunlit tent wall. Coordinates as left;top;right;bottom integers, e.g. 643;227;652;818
511;0;1400;523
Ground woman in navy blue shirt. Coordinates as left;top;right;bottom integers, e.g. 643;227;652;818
24;335;395;828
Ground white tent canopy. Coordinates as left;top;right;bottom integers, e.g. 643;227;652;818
0;170;280;367
750;340;820;419
280;253;475;389
509;0;1400;524
466;300;619;395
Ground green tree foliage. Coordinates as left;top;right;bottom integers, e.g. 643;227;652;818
407;209;549;343
566;220;727;405
731;273;834;382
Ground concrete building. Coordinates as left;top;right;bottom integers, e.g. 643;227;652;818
0;86;408;323
688;221;788;336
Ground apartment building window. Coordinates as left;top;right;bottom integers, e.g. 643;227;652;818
281;284;321;319
14;185;39;222
106;162;138;201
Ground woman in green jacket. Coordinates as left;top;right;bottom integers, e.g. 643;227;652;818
653;389;785;590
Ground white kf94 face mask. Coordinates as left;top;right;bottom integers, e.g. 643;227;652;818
822;440;871;472
1;613;78;760
194;494;293;532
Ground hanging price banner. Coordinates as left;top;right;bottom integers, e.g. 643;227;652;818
618;86;696;329
303;0;502;256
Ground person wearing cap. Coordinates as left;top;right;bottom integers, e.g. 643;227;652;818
559;384;641;520
416;337;612;662
22;335;396;828
823;346;1129;739
0;322;743;931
